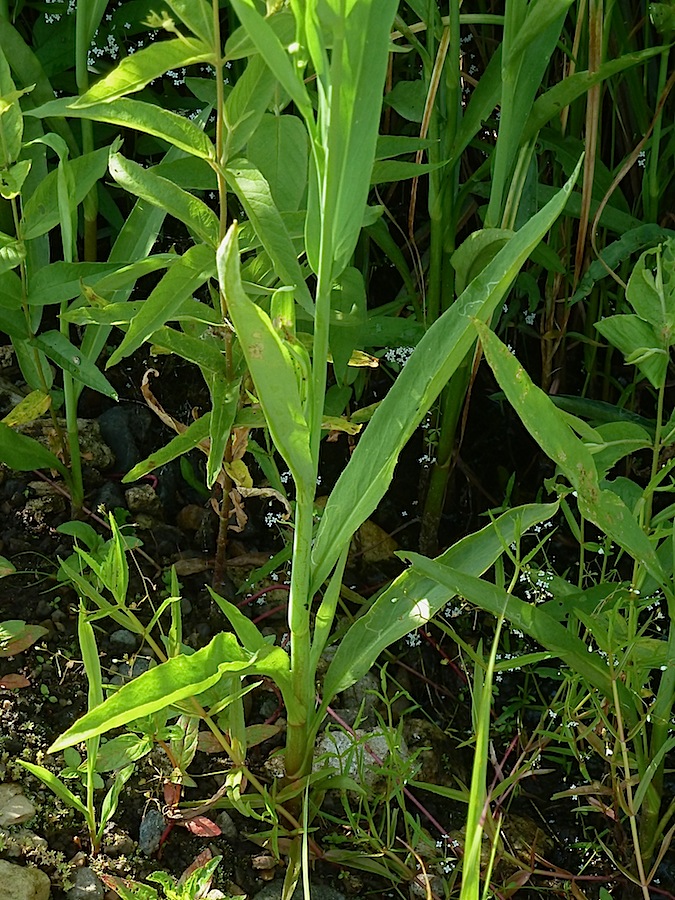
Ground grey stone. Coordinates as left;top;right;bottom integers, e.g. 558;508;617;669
65;867;104;900
125;484;163;518
109;629;139;653
254;881;345;900
0;859;51;900
109;656;153;686
138;806;165;857
215;810;238;841
314;726;408;788
0;784;36;827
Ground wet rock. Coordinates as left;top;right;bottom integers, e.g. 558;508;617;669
124;485;163;519
90;481;126;514
98;406;152;472
253;881;345;900
0;858;51;900
66;866;104;900
215;810;238;842
314;727;408;788
138;806;165;857
109;629;139;653
0;784;36;827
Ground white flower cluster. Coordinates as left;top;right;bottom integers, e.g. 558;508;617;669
384;345;415;368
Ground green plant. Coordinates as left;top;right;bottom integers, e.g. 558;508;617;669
408;237;675;896
17;1;583;891
102;855;234;900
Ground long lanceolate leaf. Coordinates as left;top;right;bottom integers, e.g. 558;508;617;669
321;503;558;706
310;158;583;593
405;556;637;726
26;98;216;161
474;320;666;586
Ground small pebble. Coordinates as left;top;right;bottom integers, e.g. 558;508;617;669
109;629;139;652
138;807;165;857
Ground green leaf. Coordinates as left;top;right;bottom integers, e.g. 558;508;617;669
21;146;109;240
73;38;213;106
107;244;216;367
248;115;309;213
475;320;665;584
32;331;118;399
49;631;287;752
322;503;557;703
405;556;636;722
217;224;313;487
596;314;667;389
0;159;31;200
0;422;68;477
223;55;279;161
17;761;88;818
166;0;215;46
225;159;313;315
26;98;216;161
311;158;583;591
109;152;220;247
122;415;209;482
228;0;312;120
205;376;240;489
0;45;24;167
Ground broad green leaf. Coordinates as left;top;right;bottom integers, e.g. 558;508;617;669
123;416;211;482
228;0;312;120
248;115;308;213
407;557;635;722
109;152;220;247
153;157;217;190
0;45;24;167
217;224;313;487
26;98;216;161
322;503;557;704
475;320;665;584
0;422;67;477
375;135;437;159
207;586;269;653
107;244;216;367
73;38;213;106
21;147;109;240
101;875;157;900
32;331;117;399
223;55;278;161
166;0;214;46
95;734;152;772
17;761;88;818
0;269;22;308
49;632;289;751
205;376;240;488
595;314;667;389
28;261;120;306
311;159;582;591
626;246;670;328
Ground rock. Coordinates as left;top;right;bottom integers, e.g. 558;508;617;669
0;784;36;827
17;418;114;471
254;881;345;900
66;867;104;900
0;827;48;858
215;810;238;842
98;406;152;472
314;727;408;788
138;806;166;857
109;656;153;686
0;859;51;900
109;629;139;653
124;485;164;518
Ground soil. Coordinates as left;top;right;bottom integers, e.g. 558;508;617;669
0;353;673;900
